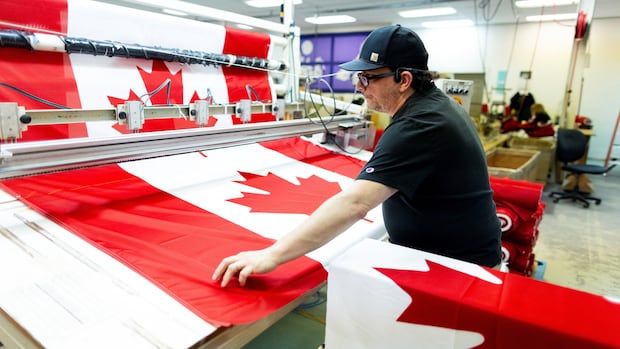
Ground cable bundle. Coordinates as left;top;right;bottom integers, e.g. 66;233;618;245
490;176;545;276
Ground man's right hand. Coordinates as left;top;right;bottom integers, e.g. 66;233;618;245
211;248;280;287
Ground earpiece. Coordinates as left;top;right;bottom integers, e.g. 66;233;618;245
394;70;402;83
394;67;412;84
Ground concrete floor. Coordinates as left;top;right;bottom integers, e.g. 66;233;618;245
535;170;620;297
244;170;620;349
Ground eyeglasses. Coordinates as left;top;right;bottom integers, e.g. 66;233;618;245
356;71;395;87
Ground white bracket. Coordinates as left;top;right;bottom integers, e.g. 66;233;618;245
190;100;210;127
235;99;252;123
117;101;144;132
272;99;286;121
0;103;27;140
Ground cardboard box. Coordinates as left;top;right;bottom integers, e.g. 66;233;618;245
487;148;541;182
509;137;556;183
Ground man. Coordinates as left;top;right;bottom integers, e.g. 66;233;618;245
213;24;501;287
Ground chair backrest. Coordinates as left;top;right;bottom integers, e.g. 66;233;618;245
557;128;588;163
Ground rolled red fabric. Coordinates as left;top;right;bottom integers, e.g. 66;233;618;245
502;240;533;274
496;205;520;233
526;253;536;276
501;118;522;133
504;219;541;246
526;124;555;137
511;252;534;274
490;177;544;211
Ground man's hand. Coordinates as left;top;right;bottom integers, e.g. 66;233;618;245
212;249;279;287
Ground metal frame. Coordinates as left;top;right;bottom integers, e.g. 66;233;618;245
0;100;309;139
0;115;367;179
119;0;301;101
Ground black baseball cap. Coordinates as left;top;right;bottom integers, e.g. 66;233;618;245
339;24;428;72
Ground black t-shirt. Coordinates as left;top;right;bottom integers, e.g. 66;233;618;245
510;92;535;122
357;85;501;267
533;112;551;125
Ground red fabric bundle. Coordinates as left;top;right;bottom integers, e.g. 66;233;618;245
502;241;534;275
490;177;543;211
502;213;541;246
526;124;555;138
501;119;522;133
492;177;544;276
512;253;535;276
496;206;520;233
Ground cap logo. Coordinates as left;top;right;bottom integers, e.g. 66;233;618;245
370;52;379;62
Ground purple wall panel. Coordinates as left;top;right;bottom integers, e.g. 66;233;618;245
300;32;369;92
331;64;356;92
300;36;332;64
333;34;367;62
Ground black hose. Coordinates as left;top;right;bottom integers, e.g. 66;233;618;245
0;30;287;72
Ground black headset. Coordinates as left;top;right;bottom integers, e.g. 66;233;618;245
394;67;431;84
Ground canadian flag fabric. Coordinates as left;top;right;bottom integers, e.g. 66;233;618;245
0;137;381;331
0;0;276;140
0;190;218;349
326;239;620;349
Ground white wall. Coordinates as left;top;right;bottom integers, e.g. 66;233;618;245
416;21;574;118
414;18;620;162
579;18;620;162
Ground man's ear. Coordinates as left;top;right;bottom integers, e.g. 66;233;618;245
397;69;413;92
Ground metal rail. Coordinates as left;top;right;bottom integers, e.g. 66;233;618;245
0;116;365;179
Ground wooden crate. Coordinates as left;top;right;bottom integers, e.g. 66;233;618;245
509;137;556;183
487;148;541;182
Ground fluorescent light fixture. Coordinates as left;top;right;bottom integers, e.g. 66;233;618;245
399;7;456;18
525;13;578;21
515;0;578;8
245;0;302;8
237;24;254;30
305;15;356;25
421;19;474;28
124;0;289;34
162;8;188;16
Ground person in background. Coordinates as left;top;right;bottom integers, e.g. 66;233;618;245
526;103;555;137
212;24;501;287
529;103;552;127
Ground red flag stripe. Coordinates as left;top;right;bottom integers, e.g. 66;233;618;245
260;137;368;179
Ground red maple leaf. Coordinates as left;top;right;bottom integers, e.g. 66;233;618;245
229;171;342;215
107;61;217;133
137;60;183;105
108;89;142;107
108;60;210;107
376;262;620;348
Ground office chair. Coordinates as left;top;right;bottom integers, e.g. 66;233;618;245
549;128;616;208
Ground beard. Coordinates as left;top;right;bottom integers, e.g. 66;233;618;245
365;89;399;114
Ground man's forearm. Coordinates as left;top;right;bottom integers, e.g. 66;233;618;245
267;191;370;265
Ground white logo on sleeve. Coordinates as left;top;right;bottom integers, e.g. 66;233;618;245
365;167;375;173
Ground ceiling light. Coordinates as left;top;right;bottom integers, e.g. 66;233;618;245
162;8;188;16
237;24;254;30
399;7;457;18
421;19;474;28
525;13;578;21
305;15;356;25
245;0;302;8
515;0;579;8
122;0;288;34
